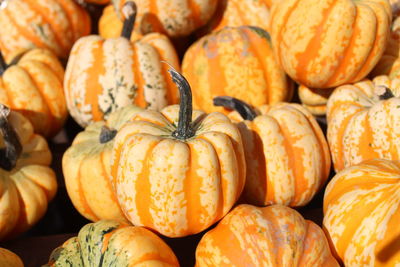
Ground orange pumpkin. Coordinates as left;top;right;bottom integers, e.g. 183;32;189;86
298;85;334;116
323;159;400;266
270;0;392;88
0;0;91;62
63;104;142;223
327;75;400;172
83;0;110;4
182;26;293;114
0;48;67;138
196;204;339;267
110;69;246;237
0;104;57;241
65;2;180;127
214;96;331;207
0;248;23;267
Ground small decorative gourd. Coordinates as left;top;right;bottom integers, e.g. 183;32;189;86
110;69;246;237
298;85;334;116
0;248;23;267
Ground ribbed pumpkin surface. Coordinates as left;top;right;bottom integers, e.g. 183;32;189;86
44;220;180;267
64;33;180;127
0;248;23;267
110;105;246;237
0;0;91;61
228;103;330;207
298;85;334;116
63;105;142;223
327;75;400;172
323;159;400;266
196;204;339;267
0;111;57;241
182;26;293;114
0;48;67;138
270;0;392;88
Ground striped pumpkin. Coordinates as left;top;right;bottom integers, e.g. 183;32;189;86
0;248;23;267
110;70;246;237
65;3;180;127
327;75;400;172
214;97;331;207
323;159;400;266
0;105;57;241
182;26;293;114
196;204;339;267
44;220;180;267
112;0;218;37
0;48;67;138
298;85;334;116
270;0;392;88
0;0;91;62
63;105;142;223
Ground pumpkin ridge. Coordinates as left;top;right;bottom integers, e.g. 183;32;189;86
132;43;145;107
1;78;14;108
187;0;203;29
99;150;122;210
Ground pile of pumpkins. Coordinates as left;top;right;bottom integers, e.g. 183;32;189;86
0;0;399;266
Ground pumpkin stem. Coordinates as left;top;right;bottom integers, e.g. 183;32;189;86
213;96;257;121
169;68;195;140
0;104;22;171
0;50;7;76
121;1;137;40
99;125;117;144
378;86;395;100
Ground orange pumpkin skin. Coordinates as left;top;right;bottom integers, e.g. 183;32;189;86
182;26;293;114
64;33;180;127
0;248;24;267
196;204;339;267
323;159;400;266
226;102;330;207
298;85;334;116
270;0;392;89
0;48;67;138
0;0;91;62
84;0;110;4
326;75;400;172
112;0;218;37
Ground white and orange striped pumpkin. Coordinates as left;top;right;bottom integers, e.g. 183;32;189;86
0;0;91;62
0;48;67;138
214;97;331;207
110;70;246;237
327;75;400;172
270;0;392;88
65;3;180;127
298;85;334;116
196;204;339;267
323;159;400;266
182;26;293;114
63;105;142;223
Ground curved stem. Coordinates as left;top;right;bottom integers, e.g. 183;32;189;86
0;50;7;76
378;86;395;100
213;96;257;121
169;68;195;140
121;1;137;40
0;104;22;171
99;125;117;144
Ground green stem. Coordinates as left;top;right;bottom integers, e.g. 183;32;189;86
0;50;7;76
169;68;195;140
0;104;22;171
121;1;137;40
213;96;257;121
99;125;117;144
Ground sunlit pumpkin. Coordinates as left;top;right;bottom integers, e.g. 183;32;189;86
298;85;334;116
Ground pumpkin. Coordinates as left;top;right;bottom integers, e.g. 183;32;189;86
0;248;24;267
63;104;142;223
326;75;400;172
110;69;246;237
198;0;271;37
182;26;293;114
371;16;400;79
44;220;180;266
0;104;57;241
0;0;91;62
391;0;400;17
83;0;110;4
298;85;334;116
196;204;339;267
214;96;330;207
270;0;392;89
111;0;218;37
323;159;400;266
0;48;67;138
65;2;180;127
